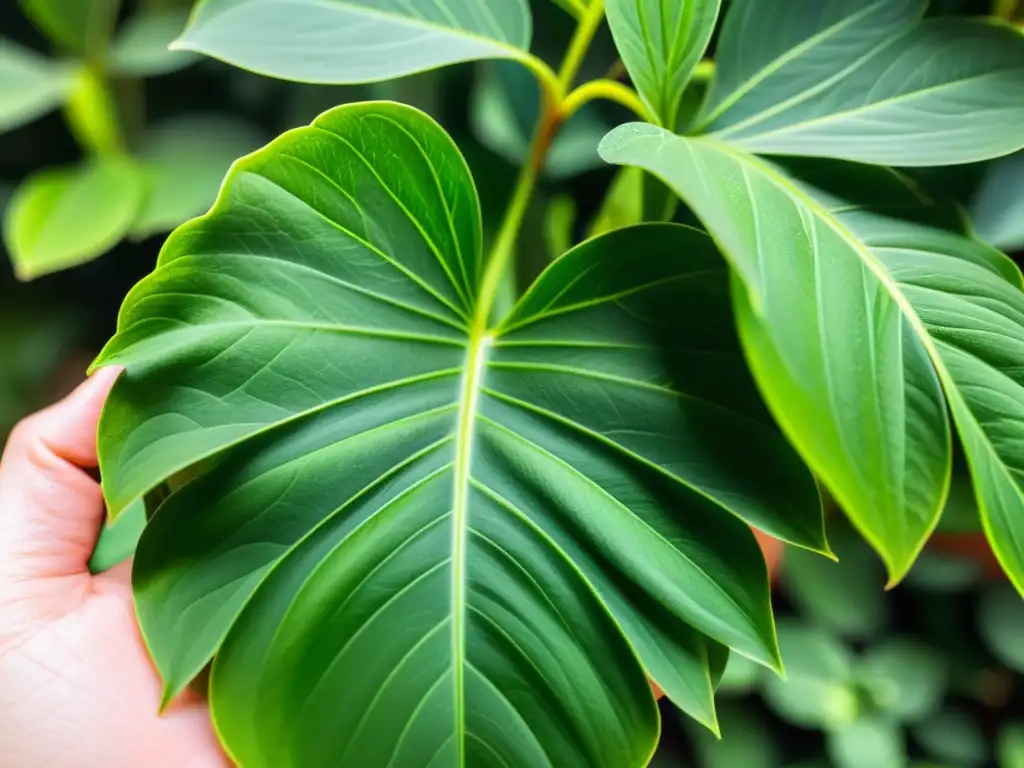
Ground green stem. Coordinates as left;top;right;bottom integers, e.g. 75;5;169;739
473;0;608;332
472;104;554;335
562;79;650;121
557;0;606;94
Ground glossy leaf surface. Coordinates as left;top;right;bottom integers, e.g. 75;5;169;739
4;156;144;280
696;0;1024;165
601;125;1024;589
94;103;825;759
174;0;533;84
0;39;75;134
605;0;720;127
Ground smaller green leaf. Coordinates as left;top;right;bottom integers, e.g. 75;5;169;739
912;709;988;767
857;638;946;722
978;583;1024;673
4;155;144;280
688;702;780;768
21;0;121;56
763;622;858;729
173;0;533;85
132;115;264;238
0;39;76;134
470;61;608;179
827;718;906;768
970;151;1024;252
784;523;888;640
998;723;1024;768
109;8;198;77
604;0;721;127
88;499;146;573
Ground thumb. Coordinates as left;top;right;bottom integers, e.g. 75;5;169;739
0;367;122;584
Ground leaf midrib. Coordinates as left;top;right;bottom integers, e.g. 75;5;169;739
450;329;492;763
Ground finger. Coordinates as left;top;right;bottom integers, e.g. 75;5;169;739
0;367;122;582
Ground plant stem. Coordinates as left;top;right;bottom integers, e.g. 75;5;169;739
557;0;606;93
562;79;650;121
473;0;609;332
472;101;557;334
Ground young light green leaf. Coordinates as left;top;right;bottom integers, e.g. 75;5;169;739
702;15;1024;165
827;718;906;768
0;39;76;134
4;156;144;281
109;7;198;77
696;0;923;134
605;0;721;128
173;0;534;84
857;639;946;722
970;151;1024;252
601;124;1024;586
92;103;826;750
132;115;264;238
20;0;121;56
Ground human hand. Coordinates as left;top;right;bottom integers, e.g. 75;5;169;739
0;368;229;768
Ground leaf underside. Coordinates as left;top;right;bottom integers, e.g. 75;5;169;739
175;0;533;84
94;102;825;765
600;124;1024;592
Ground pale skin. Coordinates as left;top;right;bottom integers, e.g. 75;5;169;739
0;368;229;768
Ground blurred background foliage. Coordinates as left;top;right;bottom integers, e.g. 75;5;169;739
1;0;1023;765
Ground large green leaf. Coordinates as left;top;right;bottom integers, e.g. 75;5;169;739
0;39;76;134
604;0;720;128
173;0;533;84
4;155;144;280
600;125;1024;588
20;0;121;56
93;103;824;757
695;0;1024;165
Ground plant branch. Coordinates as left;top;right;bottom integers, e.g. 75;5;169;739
557;0;606;93
474;0;609;332
562;79;650;121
